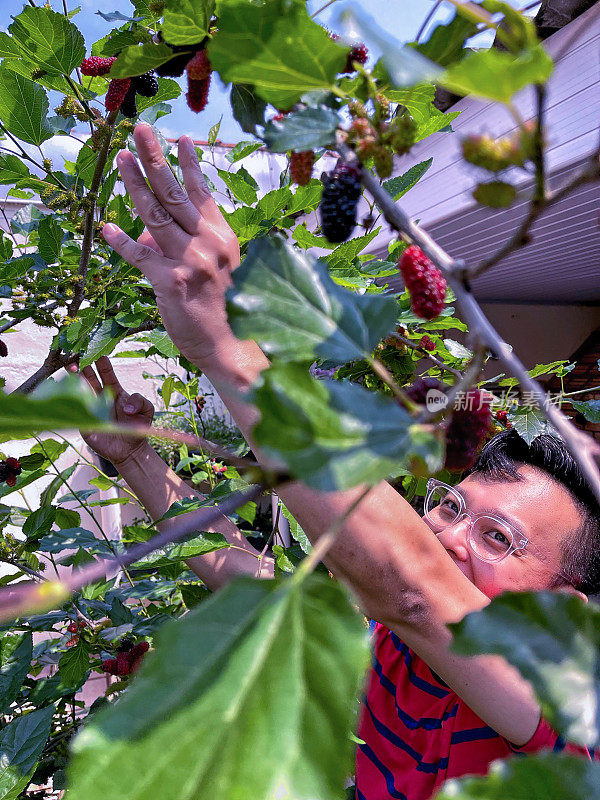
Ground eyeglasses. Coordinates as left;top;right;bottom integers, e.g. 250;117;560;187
424;478;532;564
423;479;576;584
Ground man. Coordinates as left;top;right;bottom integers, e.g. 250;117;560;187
83;124;597;798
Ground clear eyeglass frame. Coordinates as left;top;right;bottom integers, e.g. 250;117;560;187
424;477;529;564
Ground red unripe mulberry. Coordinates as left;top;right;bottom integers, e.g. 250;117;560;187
186;75;211;113
419;335;436;351
101;658;118;675
80;56;116;76
67;622;78;633
444;389;493;472
186;50;211;80
105;78;131;111
343;42;368;73
398;245;447;320
117;652;131;676
290;151;315;186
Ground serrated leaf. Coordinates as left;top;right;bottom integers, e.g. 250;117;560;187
9;7;85;76
571;399;600;424
226;236;398;363
0;65;53;146
22;506;56;537
257;186;292;219
38;527;113;556
68;575;369;800
58;642;90;688
278;502;311;554
110;43;178;79
262;105;340;152
250;362;443;491
0;633;32;716
512;407;550;445
209;0;347;110
450;592;600;748
0;376;111;438
0;155;30;185
225;140;263;163
80;319;129;368
217;167;258;205
441;45;554;103
162;0;215;46
436;752;600;800
443;339;472;360
0;705;54;800
37;215;64;264
143;329;179;358
383;158;433;200
379;81;460;143
412;10;478;67
135;532;230;570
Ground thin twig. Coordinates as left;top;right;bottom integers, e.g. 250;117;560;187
469;145;600;278
393;332;463;378
415;1;444;43
310;0;338;18
0;485;263;623
420;343;487;424
338;138;600;506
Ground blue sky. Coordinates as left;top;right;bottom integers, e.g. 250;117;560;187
5;0;532;144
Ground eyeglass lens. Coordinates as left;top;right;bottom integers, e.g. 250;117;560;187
425;485;516;562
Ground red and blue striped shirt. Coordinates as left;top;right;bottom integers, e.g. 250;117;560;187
355;623;595;800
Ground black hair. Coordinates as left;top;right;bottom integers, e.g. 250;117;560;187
468;429;600;595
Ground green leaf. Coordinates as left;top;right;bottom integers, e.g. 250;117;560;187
379;81;460;143
8;7;85;76
22;506;56;538
226;236;398;363
37;215;64;264
134;532;230;570
80;319;129;367
58;642;90;688
0;375;111;438
0;705;54;800
412;11;478;67
257;186;293;219
473;180;516;208
230;83;267;135
69;574;369;800
250;362;443;491
110;43;179;79
136;77;181;114
571;399;600;424
40;463;77;507
222;205;267;245
162;0;215;45
0;65;53;146
512;407;551;445
109;596;134;626
441;45;554;103
450;591;600;748
38;527;112;556
142;329;179;358
262;105;340;152
0;155;30;185
209;0;347;110
383;158;433;200
435;752;600;800
225;140;263;163
217;167;258;205
0;633;32;716
279;502;311;554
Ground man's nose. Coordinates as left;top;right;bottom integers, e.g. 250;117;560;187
436;515;471;560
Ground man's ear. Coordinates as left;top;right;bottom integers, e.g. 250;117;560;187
556;584;588;603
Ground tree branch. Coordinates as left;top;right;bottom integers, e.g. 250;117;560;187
338;139;600;506
14;349;75;394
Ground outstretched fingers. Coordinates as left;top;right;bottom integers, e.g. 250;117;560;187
177;135;223;224
102;223;166;282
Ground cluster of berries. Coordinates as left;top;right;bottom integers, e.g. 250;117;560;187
101;639;149;676
80;56;159;117
461;123;536;173
347;110;416;178
419;335;436;352
406;379;493;472
210;460;227;475
319;161;362;243
0;458;21;487
54;95;94;122
398;245;447;320
65;619;87;648
151;39;212;113
0;340;7;357
330;35;369;74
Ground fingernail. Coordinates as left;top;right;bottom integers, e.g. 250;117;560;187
103;223;117;236
124;404;135;414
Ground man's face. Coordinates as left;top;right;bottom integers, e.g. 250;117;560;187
428;465;582;599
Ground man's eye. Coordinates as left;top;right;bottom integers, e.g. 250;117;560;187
486;530;510;546
442;499;459;513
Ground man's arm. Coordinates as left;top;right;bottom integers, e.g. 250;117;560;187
115;443;274;589
103;124;543;746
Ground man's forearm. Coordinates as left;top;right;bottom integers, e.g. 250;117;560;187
200;340;486;629
115;442;273;589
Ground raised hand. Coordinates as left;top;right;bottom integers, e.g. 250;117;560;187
102;123;241;370
68;356;154;467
